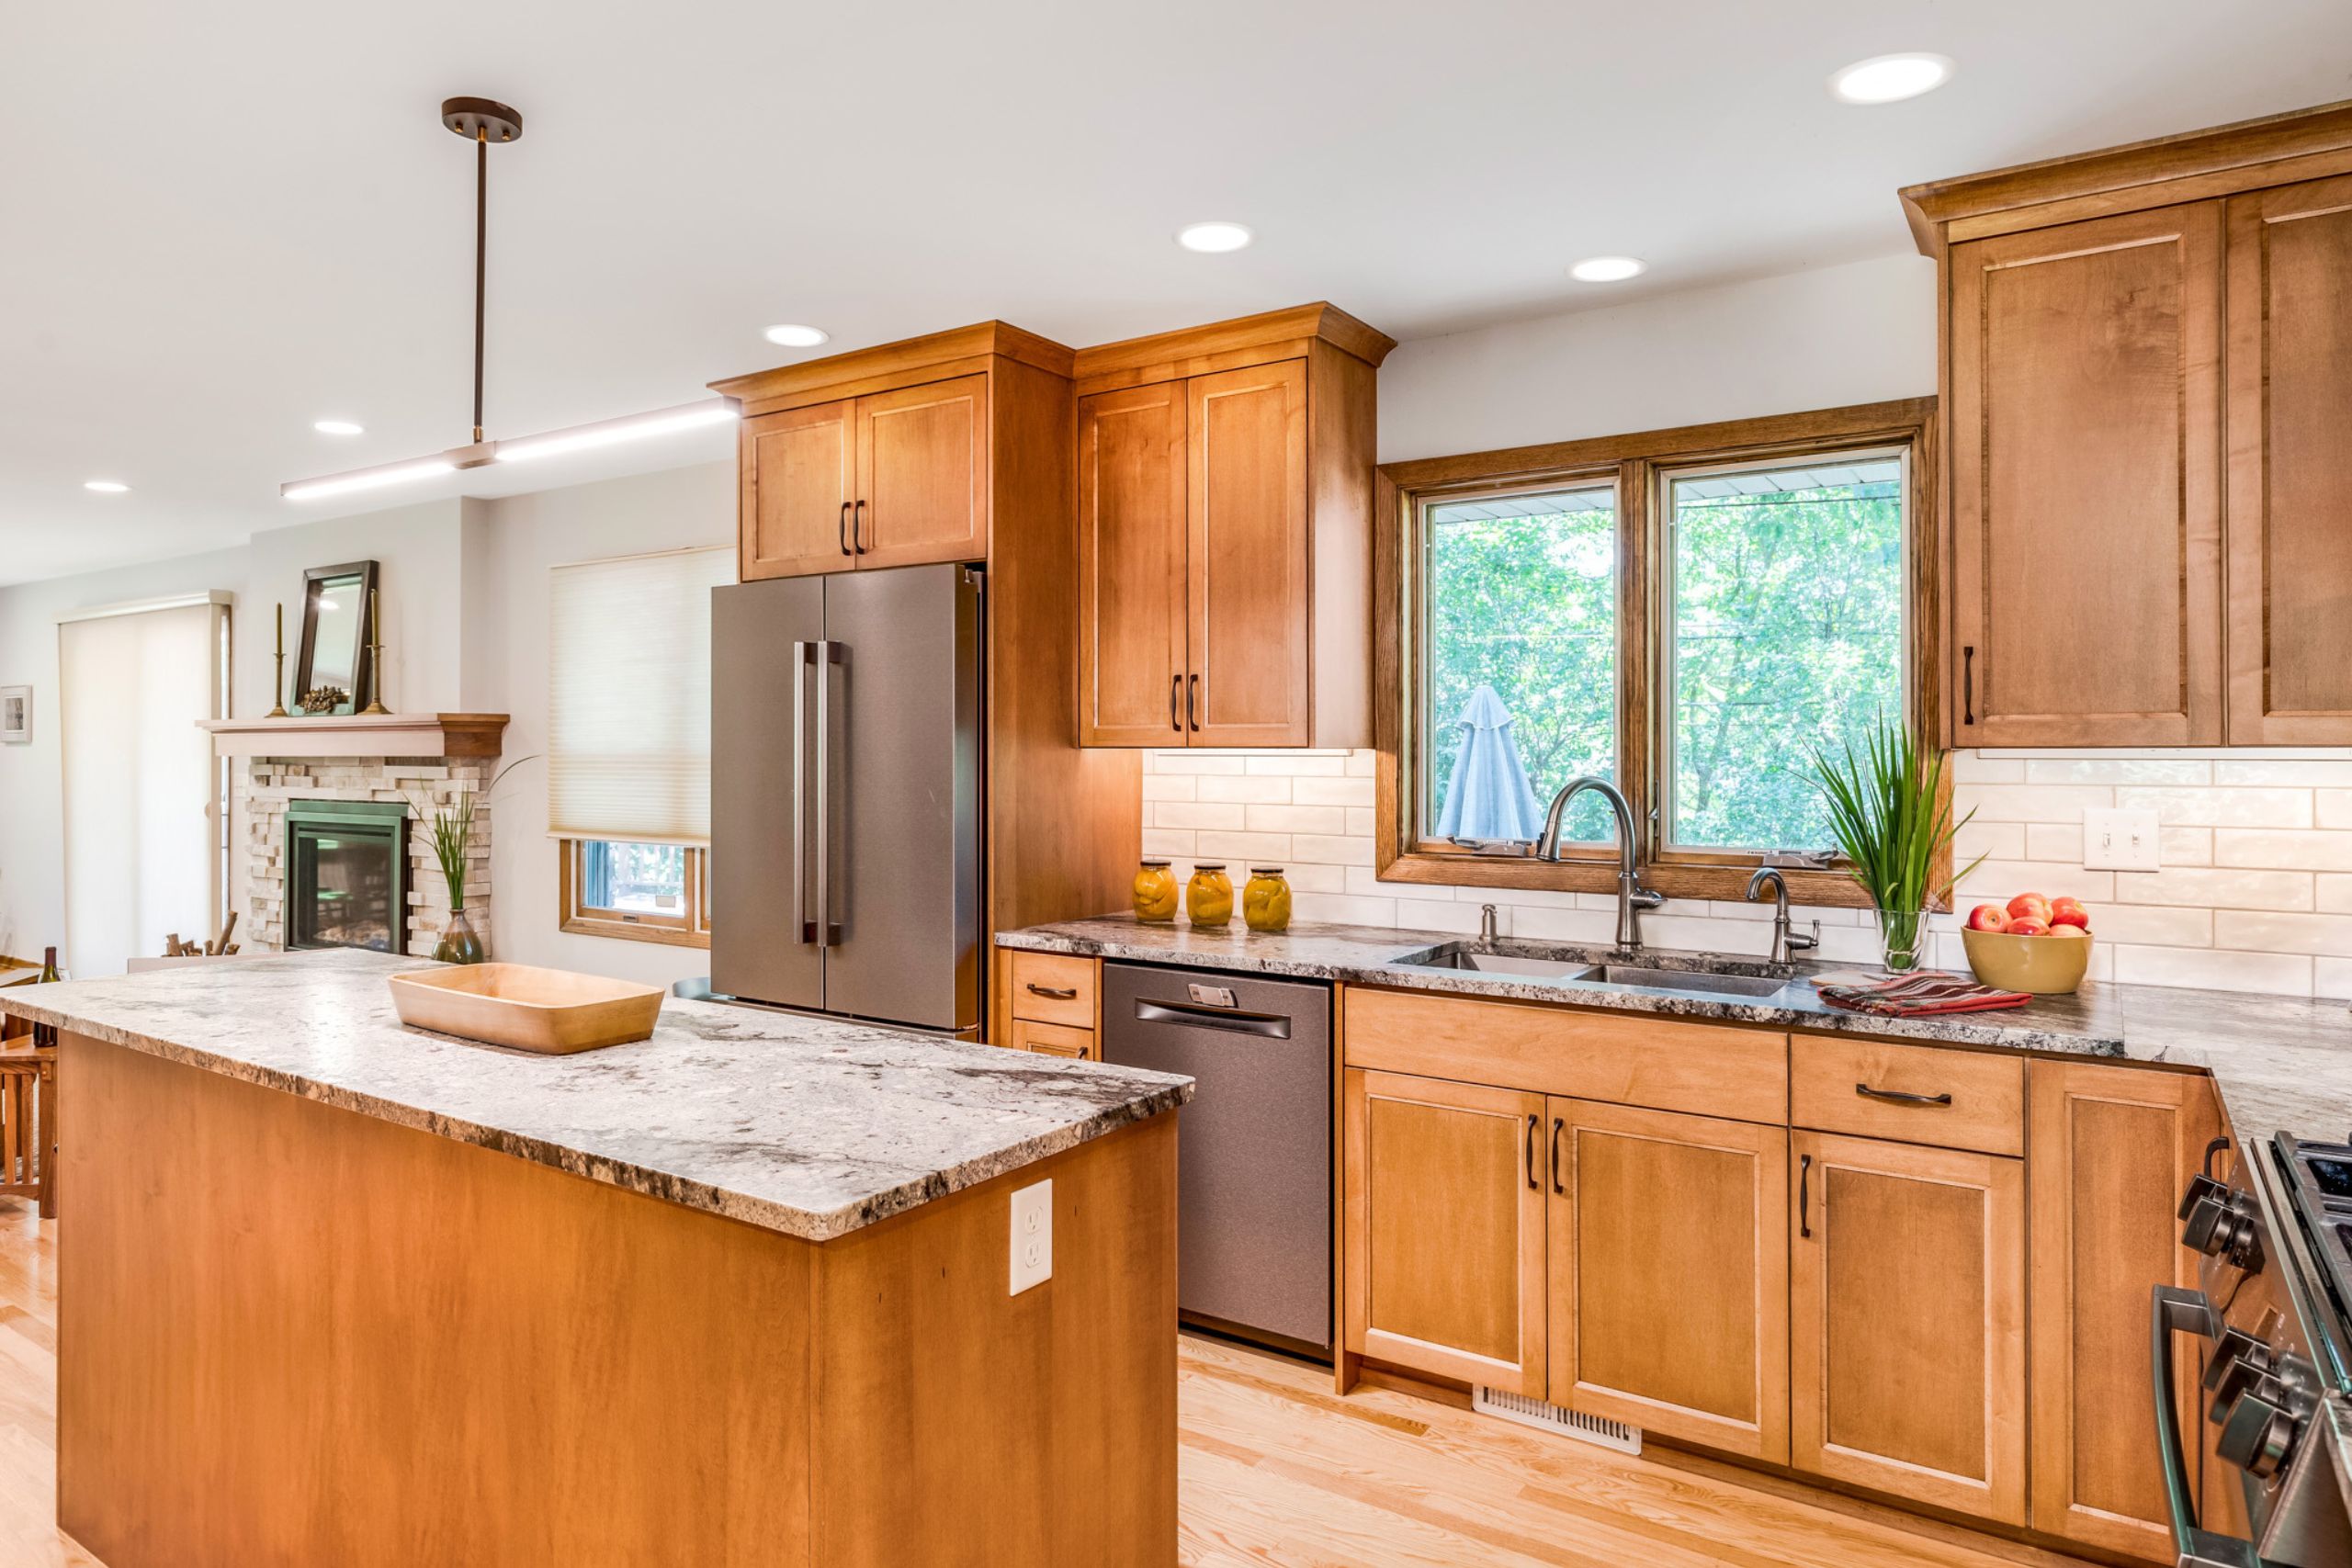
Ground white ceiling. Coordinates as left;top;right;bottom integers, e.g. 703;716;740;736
4;0;2348;587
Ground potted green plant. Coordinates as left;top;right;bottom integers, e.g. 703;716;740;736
413;757;535;965
1808;722;1981;974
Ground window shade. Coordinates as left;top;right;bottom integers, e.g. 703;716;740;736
548;546;732;846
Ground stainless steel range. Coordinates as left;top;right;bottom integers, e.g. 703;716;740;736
2160;1132;2352;1567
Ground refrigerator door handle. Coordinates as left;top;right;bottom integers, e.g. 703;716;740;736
814;639;846;946
792;640;819;944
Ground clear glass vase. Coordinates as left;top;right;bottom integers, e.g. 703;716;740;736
433;908;485;965
1872;908;1930;976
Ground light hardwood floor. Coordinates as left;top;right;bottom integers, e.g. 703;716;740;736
0;1197;2083;1568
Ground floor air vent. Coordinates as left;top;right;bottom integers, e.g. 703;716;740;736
1473;1387;1641;1454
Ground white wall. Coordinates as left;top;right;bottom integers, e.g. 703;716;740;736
1377;253;1939;463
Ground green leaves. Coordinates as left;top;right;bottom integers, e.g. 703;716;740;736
1807;721;1980;919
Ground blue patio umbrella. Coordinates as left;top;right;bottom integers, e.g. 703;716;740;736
1434;685;1545;841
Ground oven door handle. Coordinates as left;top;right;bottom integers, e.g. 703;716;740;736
2150;1285;2263;1568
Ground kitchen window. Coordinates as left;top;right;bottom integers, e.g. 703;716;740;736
560;839;712;945
1381;399;1935;908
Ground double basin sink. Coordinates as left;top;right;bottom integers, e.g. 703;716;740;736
1387;941;1804;1002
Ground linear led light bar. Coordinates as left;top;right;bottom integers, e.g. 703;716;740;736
279;400;738;502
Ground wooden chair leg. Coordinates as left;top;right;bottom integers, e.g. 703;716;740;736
37;1066;55;1220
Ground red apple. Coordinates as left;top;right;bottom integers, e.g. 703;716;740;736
1965;904;2010;932
2007;917;2052;937
2049;923;2087;937
2006;892;2052;925
2049;897;2090;931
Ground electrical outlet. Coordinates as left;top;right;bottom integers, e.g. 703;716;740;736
2083;807;2161;872
1009;1179;1053;1295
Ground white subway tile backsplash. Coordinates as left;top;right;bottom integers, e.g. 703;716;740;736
1131;747;2352;1000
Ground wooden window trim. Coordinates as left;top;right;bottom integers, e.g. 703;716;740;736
1374;398;1944;913
559;840;712;950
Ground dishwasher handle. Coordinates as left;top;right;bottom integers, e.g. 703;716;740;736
1131;998;1293;1039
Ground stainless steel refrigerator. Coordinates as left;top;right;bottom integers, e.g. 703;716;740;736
710;563;984;1033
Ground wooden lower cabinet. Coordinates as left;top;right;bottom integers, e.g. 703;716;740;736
1343;1069;1546;1396
2026;1060;2222;1561
1790;1130;2028;1525
1545;1099;1788;1461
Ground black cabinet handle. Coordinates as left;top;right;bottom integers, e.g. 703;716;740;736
838;502;853;557
853;499;867;554
1962;645;1976;726
1025;984;1078;1000
1524;1113;1540;1191
1169;674;1182;732
1550;1117;1566;1195
1855;1083;1953;1107
1187;673;1201;732
1799;1153;1813;1239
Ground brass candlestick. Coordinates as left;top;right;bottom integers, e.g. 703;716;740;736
359;588;390;715
267;600;289;717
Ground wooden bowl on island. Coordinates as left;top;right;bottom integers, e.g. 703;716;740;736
1960;928;2093;995
388;963;664;1053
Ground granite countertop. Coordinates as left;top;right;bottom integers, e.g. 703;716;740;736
1001;917;2352;1144
0;948;1192;1242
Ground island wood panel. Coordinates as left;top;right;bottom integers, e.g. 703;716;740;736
1790;1036;2025;1157
1343;1068;1546;1397
59;1032;1177;1568
2026;1060;2221;1561
1790;1131;2029;1526
1078;381;1191;746
1948;202;2224;745
854;373;989;569
741;398;857;580
1546;1099;1790;1462
1341;986;1788;1122
2224;173;2352;742
1187;359;1310;746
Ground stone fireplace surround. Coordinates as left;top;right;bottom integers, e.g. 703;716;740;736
245;757;493;958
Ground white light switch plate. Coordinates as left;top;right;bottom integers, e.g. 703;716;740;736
1010;1179;1053;1295
2084;807;2161;871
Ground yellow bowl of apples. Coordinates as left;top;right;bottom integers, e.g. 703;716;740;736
1961;894;2094;995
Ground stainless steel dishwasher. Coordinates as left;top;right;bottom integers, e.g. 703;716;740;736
1101;961;1332;1355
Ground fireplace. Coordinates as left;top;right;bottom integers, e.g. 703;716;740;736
286;799;411;953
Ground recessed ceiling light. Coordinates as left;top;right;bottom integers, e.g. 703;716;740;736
1570;256;1646;283
1177;221;1253;254
763;323;831;348
1828;52;1954;105
314;419;365;435
84;479;130;493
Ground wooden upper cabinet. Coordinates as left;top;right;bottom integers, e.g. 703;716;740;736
1078;382;1190;746
1343;1068;1546;1397
741;400;856;581
1071;305;1391;749
1189;360;1310;745
2226;173;2352;742
1948;204;2225;746
1790;1131;2027;1526
1546;1100;1788;1462
854;374;988;570
2026;1060;2222;1562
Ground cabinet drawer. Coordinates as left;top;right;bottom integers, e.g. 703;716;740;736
1342;987;1786;1122
1791;1036;2024;1156
1008;1019;1095;1060
1008;952;1097;1028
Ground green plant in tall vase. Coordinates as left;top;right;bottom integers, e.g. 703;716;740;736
1808;722;1982;975
415;757;536;965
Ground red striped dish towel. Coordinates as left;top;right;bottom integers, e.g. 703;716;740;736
1814;972;2032;1016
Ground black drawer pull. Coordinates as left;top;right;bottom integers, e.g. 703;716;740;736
1856;1082;1953;1107
1799;1153;1813;1239
1025;984;1079;1000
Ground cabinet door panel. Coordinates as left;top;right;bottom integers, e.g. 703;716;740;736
1950;204;2223;745
2226;175;2352;741
1187;360;1308;746
1546;1100;1788;1461
1343;1069;1545;1396
2028;1060;2221;1560
1791;1132;2027;1524
1078;383;1189;746
741;400;855;580
854;374;988;569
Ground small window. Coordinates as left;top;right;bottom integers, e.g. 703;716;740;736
1419;482;1621;847
560;840;711;947
1661;449;1907;853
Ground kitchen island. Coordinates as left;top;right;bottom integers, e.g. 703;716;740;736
0;949;1193;1568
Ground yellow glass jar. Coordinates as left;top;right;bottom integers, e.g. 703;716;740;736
1185;863;1235;928
1131;859;1179;923
1243;867;1293;933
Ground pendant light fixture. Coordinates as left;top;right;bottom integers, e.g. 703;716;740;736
281;96;735;502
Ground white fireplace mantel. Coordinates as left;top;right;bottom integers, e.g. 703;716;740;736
198;712;508;761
